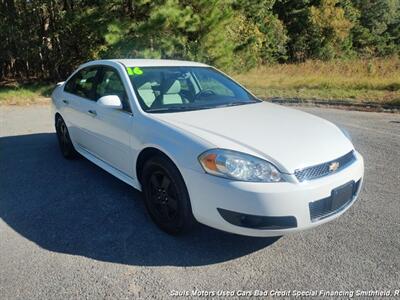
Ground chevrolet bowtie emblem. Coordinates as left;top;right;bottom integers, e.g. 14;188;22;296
329;161;340;172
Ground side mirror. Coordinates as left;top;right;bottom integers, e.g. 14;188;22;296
97;95;122;109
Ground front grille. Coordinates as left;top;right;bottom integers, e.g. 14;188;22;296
309;180;361;222
295;151;356;182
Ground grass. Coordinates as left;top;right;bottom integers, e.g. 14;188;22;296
1;57;399;106
0;81;54;105
233;56;400;106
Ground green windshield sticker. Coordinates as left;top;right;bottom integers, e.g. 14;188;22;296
126;66;143;76
126;67;134;75
133;67;143;75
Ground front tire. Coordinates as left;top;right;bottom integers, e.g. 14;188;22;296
55;116;77;159
142;156;195;235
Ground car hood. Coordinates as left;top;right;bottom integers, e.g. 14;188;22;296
151;102;354;173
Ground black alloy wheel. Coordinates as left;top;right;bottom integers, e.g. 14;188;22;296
55;116;77;159
142;156;195;235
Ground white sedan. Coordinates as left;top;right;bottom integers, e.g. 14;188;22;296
51;59;364;236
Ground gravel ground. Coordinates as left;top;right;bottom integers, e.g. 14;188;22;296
0;105;399;299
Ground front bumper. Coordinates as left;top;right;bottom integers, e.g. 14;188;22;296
182;151;364;237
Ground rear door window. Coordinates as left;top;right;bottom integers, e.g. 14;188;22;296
64;67;99;100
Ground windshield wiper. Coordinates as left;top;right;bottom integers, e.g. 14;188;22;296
146;101;259;113
218;102;248;107
205;102;258;109
146;106;206;113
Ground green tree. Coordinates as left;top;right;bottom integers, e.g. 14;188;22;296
1;0;399;81
352;0;400;56
309;0;354;60
274;0;355;61
233;0;288;64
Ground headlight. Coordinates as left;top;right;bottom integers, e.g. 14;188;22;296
198;149;283;182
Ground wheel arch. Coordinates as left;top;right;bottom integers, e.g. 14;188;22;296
55;112;62;124
136;147;180;185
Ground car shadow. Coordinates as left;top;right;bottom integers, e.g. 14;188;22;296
0;133;279;267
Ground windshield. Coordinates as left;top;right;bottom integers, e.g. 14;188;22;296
126;66;259;113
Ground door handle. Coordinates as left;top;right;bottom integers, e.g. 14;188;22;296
88;109;97;117
62;99;69;105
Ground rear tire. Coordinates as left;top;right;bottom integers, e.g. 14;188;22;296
142;155;195;235
55;116;77;159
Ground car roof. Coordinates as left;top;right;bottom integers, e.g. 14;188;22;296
92;59;209;68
